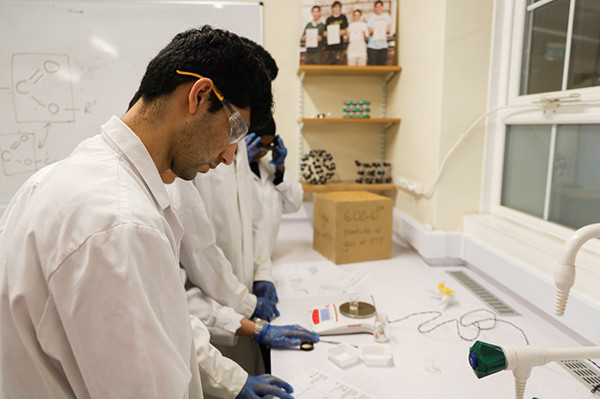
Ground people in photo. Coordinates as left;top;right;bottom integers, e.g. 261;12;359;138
301;5;325;64
324;1;348;65
347;9;369;66
367;0;393;65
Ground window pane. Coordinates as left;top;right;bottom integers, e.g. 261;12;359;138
520;0;570;95
567;0;600;89
549;124;600;228
501;125;551;217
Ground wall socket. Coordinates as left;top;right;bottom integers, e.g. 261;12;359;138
394;176;423;194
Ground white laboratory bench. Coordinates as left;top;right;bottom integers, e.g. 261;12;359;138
269;212;597;399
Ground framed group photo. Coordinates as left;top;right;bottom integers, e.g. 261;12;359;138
299;0;397;66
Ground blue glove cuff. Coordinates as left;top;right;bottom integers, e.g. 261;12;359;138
253;323;270;343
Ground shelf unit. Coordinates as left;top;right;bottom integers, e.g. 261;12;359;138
302;181;396;193
297;65;402;76
299;117;401;125
297;65;402;192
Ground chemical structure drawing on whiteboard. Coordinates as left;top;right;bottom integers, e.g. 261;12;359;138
0;53;84;178
0;133;36;176
12;53;75;123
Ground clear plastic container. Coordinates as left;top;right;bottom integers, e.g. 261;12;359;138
327;343;360;368
358;344;393;366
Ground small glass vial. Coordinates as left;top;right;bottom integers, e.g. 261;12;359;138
373;313;390;343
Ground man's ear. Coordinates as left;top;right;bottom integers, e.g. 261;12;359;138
187;78;213;114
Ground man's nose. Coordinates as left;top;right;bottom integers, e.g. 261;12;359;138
220;142;238;165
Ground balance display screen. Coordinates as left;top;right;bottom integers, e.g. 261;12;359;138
320;308;330;321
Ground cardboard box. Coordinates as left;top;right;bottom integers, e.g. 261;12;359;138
313;191;393;264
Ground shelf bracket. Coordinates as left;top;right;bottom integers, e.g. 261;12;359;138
379;122;394;160
298;71;305;178
379;126;385;162
379;73;391;163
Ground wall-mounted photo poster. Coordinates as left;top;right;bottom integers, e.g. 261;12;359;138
299;0;397;66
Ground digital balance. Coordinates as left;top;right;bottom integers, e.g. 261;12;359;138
309;301;377;335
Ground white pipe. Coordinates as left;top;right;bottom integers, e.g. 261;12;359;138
557;223;600;265
554;223;600;315
503;344;600;399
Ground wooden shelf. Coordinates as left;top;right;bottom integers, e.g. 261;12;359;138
300;117;401;124
297;65;402;76
302;181;397;192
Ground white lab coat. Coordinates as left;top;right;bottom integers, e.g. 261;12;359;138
186;140;271;375
0;117;203;398
181;270;248;399
166;177;257;320
166;177;258;391
188;291;248;398
251;157;303;256
187;287;244;346
193;140;273;291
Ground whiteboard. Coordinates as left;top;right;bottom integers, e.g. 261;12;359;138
0;0;263;205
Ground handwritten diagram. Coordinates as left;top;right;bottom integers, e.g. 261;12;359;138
0;133;36;176
0;53;75;178
12;53;74;123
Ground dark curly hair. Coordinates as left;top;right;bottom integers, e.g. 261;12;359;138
240;37;278;81
129;25;273;131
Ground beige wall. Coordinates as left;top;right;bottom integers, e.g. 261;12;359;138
390;0;494;231
436;0;494;230
232;0;494;232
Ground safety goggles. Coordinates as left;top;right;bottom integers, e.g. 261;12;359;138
176;70;249;144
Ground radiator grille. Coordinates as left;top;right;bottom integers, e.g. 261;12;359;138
559;359;600;397
446;270;520;316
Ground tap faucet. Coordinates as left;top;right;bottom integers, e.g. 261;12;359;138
554;223;600;316
468;223;600;399
469;341;600;399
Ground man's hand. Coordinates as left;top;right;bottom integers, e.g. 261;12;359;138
255;324;319;349
235;374;294;399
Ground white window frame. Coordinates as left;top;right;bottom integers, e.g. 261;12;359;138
482;0;600;247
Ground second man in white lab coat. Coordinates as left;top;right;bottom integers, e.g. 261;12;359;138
244;117;303;257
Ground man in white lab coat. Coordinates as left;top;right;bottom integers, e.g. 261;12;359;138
162;170;317;398
184;138;278;376
174;40;290;377
0;26;293;399
165;172;316;346
245;117;303;257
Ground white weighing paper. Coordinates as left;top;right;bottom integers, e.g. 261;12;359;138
273;260;367;298
373;19;387;41
290;368;374;399
327;24;341;45
305;28;318;48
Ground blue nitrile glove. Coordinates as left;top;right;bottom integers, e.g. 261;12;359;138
245;132;263;163
254;324;320;349
253;280;278;305
252;297;280;321
270;136;287;167
235;374;294;399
